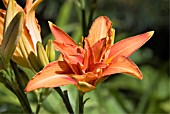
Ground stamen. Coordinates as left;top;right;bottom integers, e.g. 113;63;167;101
79;36;84;47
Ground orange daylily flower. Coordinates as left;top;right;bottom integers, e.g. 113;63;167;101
25;16;154;92
0;0;42;69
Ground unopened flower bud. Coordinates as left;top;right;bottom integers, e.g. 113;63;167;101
37;42;49;68
46;39;56;62
1;12;24;65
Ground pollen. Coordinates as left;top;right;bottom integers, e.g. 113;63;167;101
96;68;101;73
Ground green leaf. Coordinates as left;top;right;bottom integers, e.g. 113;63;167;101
55;0;74;27
159;100;170;113
0;83;20;105
84;85;125;113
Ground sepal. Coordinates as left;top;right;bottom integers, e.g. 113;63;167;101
1;12;24;65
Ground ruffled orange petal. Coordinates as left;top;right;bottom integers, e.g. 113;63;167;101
102;56;143;79
25;61;77;92
52;41;84;74
107;31;154;63
86;16;112;47
83;39;95;71
92;38;106;62
49;21;76;45
52;41;84;55
63;54;84;74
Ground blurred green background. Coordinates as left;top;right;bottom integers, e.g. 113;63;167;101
0;0;169;113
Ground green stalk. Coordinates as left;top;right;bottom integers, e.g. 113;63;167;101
14;88;33;113
3;79;32;113
78;91;85;114
35;90;42;114
87;0;97;31
35;100;41;114
11;62;25;91
3;65;32;113
35;88;52;114
81;8;87;37
10;62;32;113
78;0;87;38
54;87;74;114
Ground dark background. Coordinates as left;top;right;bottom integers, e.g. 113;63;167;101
0;0;169;113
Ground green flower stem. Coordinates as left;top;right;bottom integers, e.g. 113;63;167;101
87;0;97;31
78;0;87;38
3;65;32;113
63;90;70;104
54;87;74;114
10;62;32;113
3;81;32;113
11;62;25;91
14;87;33;113
35;100;41;114
78;91;85;114
35;90;43;114
81;8;87;37
35;88;52;114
